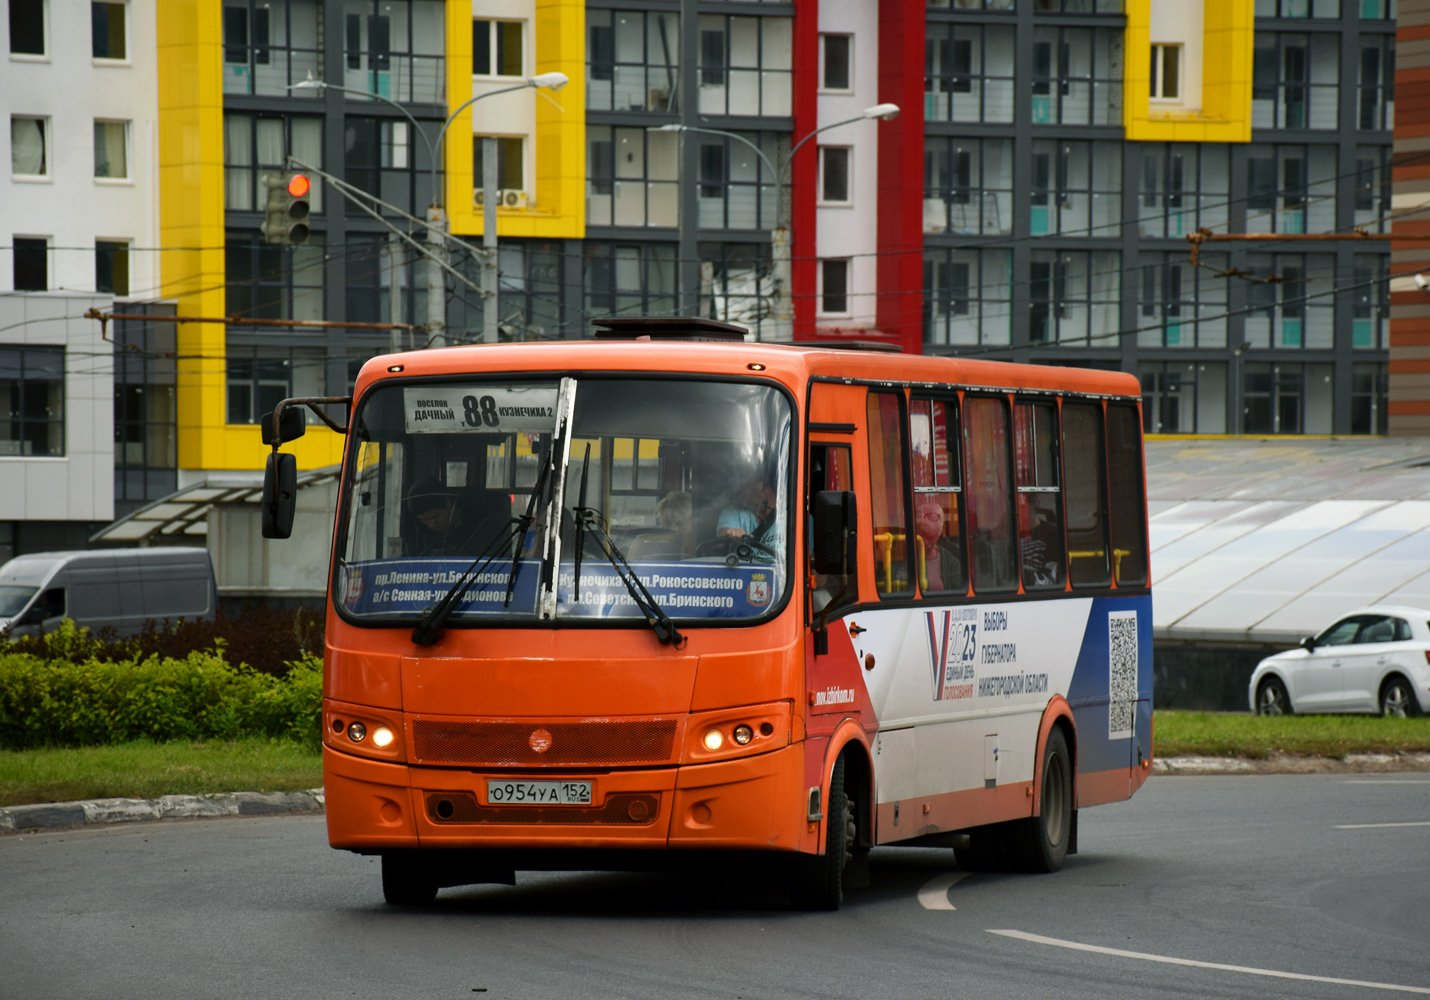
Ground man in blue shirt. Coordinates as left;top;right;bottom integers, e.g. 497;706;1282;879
716;470;783;554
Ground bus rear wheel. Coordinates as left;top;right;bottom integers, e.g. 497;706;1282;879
790;755;854;910
381;852;438;905
1008;727;1072;873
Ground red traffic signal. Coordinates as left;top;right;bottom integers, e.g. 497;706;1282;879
287;173;311;198
261;171;312;245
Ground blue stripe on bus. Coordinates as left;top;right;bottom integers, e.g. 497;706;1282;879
1065;594;1154;774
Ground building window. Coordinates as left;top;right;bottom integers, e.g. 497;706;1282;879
1252;32;1339;130
223;0;324;98
225;346;324;425
457;239;565;342
820;259;849;314
821;34;851;91
924;137;1013;236
1354;0;1394;18
91;2;125;59
1351;363;1387;435
1139;143;1231;238
693;131;782;231
93;120;128;179
1150;44;1180;100
926;0;1016;9
1244;144;1336;235
113;307;178;504
1245;252;1335;349
584;243;677;321
925;23;1014;124
1029;140;1122;236
1031;27;1122;126
1253;0;1341;17
699;242;771;339
1352;253;1388;349
9;0;44;55
473;19;522;77
586;11;680;113
1028;250;1120;347
586;126;678;228
10;116;47;177
0;346;63;457
225;231;326;322
1358;35;1394;132
341;0;445;104
1243;362;1333;435
225;113;324;214
819;147;850;204
924;248;1012;347
697;14;792;117
1031;0;1123;10
95;241;129;296
1355;145;1392;232
1137;252;1227;348
345;234;422;331
1140;362;1227;435
345;115;433;219
12;238;47;291
474;136;524;196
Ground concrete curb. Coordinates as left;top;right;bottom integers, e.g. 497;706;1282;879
1153;752;1430;775
0;788;325;834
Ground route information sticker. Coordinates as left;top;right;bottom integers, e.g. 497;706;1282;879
403;386;558;434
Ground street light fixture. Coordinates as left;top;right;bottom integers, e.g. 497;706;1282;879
289;71;568;346
651;103;898;341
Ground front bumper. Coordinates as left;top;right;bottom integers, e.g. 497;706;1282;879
323;741;806;853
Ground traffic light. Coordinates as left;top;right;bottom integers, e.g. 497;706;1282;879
261;171;312;245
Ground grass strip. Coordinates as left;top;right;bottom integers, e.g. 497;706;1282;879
0;738;321;808
1154;710;1430;759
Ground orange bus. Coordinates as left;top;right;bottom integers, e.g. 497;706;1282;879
261;318;1152;909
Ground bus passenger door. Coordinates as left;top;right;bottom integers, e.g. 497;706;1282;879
806;440;866;725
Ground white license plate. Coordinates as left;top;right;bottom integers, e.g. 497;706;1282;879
486;780;593;805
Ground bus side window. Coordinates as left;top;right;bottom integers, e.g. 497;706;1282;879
1062;402;1111;588
866;391;913;596
809;443;854;611
1106;404;1148;586
1014;400;1064;590
962;396;1017;592
910;396;965;595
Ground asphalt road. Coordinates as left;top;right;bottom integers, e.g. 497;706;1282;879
2;774;1427;1000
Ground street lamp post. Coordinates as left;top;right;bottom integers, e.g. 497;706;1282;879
652;103;898;341
290;71;568;347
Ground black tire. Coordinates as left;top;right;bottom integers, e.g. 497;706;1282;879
790;755;854;910
1006;727;1072;874
1256;677;1292;717
1380;676;1421;718
381;853;438;905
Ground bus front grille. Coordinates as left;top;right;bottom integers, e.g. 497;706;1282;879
424;791;661;826
411;718;679;766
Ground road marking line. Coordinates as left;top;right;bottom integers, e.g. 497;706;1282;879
1342;780;1430;785
917;871;971;910
986;929;1430;995
1333;821;1430;829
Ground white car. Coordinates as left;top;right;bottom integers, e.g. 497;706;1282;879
1249;606;1430;717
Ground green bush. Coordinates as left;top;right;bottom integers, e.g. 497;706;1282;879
0;622;323;750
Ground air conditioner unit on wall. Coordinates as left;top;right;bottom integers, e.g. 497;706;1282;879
474;189;528;208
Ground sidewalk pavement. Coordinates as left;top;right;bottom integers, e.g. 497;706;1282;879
4;753;1430;833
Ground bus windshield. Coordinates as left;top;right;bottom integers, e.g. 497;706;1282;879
336;376;792;626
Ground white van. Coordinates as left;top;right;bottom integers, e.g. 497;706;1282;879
0;548;217;638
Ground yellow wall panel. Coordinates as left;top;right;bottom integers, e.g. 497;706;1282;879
446;0;586;240
1124;0;1254;144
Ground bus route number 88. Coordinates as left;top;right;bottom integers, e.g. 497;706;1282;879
463;395;500;428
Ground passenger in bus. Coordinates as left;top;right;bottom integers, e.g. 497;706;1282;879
915;496;962;592
405;478;504;557
656;491;695;555
716;469;783;553
1020;500;1063;587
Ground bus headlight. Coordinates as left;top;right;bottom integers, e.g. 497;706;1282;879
732;724;754;746
703;729;724;751
371;726;395;748
347;722;367;743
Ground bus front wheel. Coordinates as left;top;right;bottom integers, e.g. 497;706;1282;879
790;755;854;911
382;852;439;905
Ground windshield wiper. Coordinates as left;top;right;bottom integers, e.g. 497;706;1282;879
505;456;552;608
572;443;591;600
411;520;525;647
571;498;685;648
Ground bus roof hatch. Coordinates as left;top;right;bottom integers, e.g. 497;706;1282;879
591;317;749;342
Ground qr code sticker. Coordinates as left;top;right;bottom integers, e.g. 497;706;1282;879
1108;611;1138;739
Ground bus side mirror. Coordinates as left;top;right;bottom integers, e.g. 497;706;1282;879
262;452;298;539
812;490;857;576
261;406;306;445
